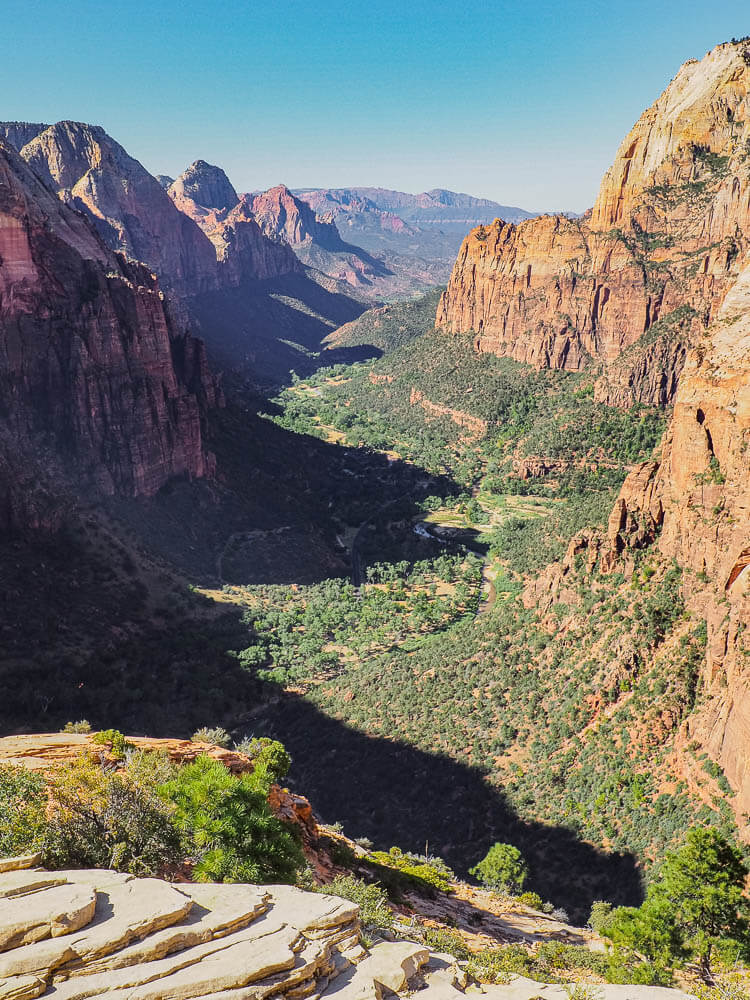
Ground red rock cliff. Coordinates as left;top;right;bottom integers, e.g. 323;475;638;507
0;139;216;519
0;122;219;296
608;256;750;829
168;166;302;284
246;184;346;250
437;42;750;405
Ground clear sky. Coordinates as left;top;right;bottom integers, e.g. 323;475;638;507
1;0;749;212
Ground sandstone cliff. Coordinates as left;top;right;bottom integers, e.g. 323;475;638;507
0;138;216;517
605;256;750;827
437;42;750;405
167;167;301;285
245;185;402;296
0;122;219;296
247;184;346;250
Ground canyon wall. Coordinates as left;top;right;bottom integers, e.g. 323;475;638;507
0;138;216;523
436;42;750;405
607;258;750;827
167;166;302;284
0;121;220;295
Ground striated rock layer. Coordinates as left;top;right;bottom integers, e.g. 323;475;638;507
0;122;219;296
0;138;217;519
437;41;750;405
604;256;750;831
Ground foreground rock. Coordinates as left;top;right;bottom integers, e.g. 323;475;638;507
0;859;694;1000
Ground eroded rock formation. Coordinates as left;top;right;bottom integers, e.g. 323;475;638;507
0;122;219;295
247;185;346;251
0;138;216;515
607;257;750;826
167;169;302;284
437;42;750;405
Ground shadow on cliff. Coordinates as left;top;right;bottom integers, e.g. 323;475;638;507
248;693;644;921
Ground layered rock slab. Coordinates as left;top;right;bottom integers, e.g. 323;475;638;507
0;860;366;1000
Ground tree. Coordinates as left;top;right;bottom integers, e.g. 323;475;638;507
603;828;750;980
657;827;749;978
44;756;181;875
160;754;303;884
469;842;528;894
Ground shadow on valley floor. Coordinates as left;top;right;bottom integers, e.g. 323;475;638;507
0;388;455;728
246;693;644;921
189;272;376;386
106;390;454;587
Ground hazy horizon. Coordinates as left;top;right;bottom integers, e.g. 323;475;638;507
2;0;749;213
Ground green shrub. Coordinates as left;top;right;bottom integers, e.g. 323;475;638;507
466;944;531;984
518;891;545;911
91;729;133;761
62;720;92;734
190;726;232;749
369;846;454;892
588;900;613;932
44;756;181;875
321;875;394;934
0;764;47;857
470;842;528;893
415;925;470;960
159;754;303;883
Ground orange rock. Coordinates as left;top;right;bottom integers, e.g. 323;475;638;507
436;42;750;406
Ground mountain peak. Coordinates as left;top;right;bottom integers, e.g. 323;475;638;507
169;159;239;211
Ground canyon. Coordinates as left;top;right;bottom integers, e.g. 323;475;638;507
3;34;750;941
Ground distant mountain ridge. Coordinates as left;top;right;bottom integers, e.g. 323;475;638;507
293;186;536;272
297;186;534;230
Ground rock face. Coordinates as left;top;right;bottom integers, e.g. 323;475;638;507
167;170;301;284
437;41;750;404
0;122;219;296
168;161;238;213
0;138;216;517
0;857;440;1000
607;257;750;829
246;185;345;251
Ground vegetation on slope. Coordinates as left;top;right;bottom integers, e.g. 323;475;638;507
234;307;738;918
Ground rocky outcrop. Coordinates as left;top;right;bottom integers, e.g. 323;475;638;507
0;122;219;296
167;171;301;284
0;856;373;1000
0;735;253;775
0;138;216;509
437;41;750;404
607;256;750;829
168;160;238;213
247;186;345;251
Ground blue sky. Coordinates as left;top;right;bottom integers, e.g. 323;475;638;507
2;0;749;211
